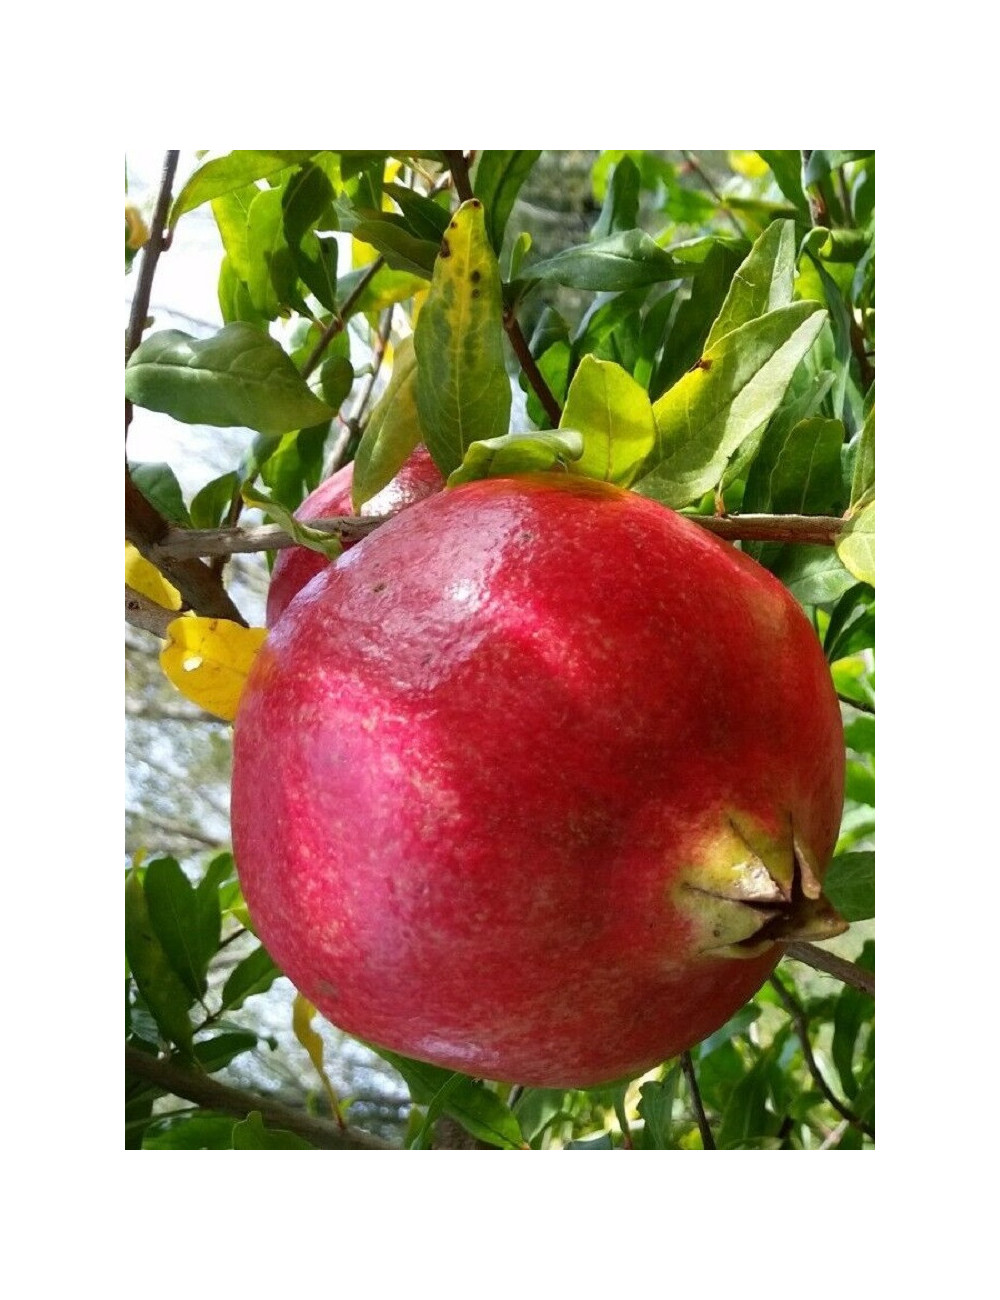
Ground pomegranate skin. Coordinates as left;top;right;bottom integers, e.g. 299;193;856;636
265;445;442;627
233;475;845;1087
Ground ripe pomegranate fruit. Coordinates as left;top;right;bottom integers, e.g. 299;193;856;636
265;445;443;626
233;474;846;1087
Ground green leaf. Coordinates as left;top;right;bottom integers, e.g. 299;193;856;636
384;183;451;242
232;1111;314;1149
591;156;640;240
824;851;875;922
636;301;827;508
756;151;809;218
220;945;281;1011
144;856;220;1001
845;714;875;755
716;1030;790;1150
193;1031;258;1072
259;424;329;511
130;462;191;526
524;339;571;430
125;325;336;435
559;356;656;486
638;1068;679;1149
125;868;194;1053
774;545;856;607
246;187;293;319
211;185;260;281
851;405;874;506
705;219;796;350
846;760;875;807
352;216;437;278
378;1051;524;1150
336;264;427;318
696;1003;762;1058
143;1114;237;1149
649;240;747;398
352;337;421;510
803;150;874;186
473;150;541;254
768;416;845;515
316;355;353;412
836;500;875;586
171;151;317;226
414;199;511;476
447;430;583;486
522;229;681;292
242;484;343;559
190;471;239;530
295;233;339;313
281;162;334;249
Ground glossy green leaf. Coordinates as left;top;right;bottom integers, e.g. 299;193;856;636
384;183;451;242
705;219;796;350
211;185;260;281
246;187;291;319
243;484;342;559
259;424;329;512
281;163;334;249
824;851;875;922
774;545;856;607
447;430;583;486
414;199;511;476
768;417;845;515
378;1051;524;1150
352;216;437;278
851;405;875;506
144;856;220;1001
696;1003;762;1058
591;156;640;240
217;257;267;327
572;288;647;368
560;356;656;486
837;500;875;586
295;233;339;313
190;471;239;530
846;760;875;807
125;325;336;435
220;944;281;1011
524;340;571;430
803;150;874;186
649;241;746;398
193;1031;258;1073
143;1114;237;1149
716;1029;791;1150
171;151;317;226
130;462;191;526
845;715;875;755
473;150;541;253
125;868;194;1053
352;337;421;510
636;301;827;508
638;1068;679;1149
756;150;809;218
832;941;875;1098
523;229;682;292
232;1111;313;1149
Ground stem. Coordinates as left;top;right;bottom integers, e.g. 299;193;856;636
301;257;386;380
681;1051;715;1149
443;150;474;203
681;151;746;239
503;306;563;427
781;941;874;997
124;1046;392;1149
769;974;874;1138
838;693;875;716
125;150;180;441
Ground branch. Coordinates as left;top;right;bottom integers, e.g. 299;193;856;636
838;693;875;716
503;305;563;428
681;151;746;239
124;1046;393;1149
694;513;846;546
126;464;247;624
680;1051;716;1150
126;151;180;441
443;150;473;203
781;941;874;997
769;974;874;1138
301;257;386;381
125;585;176;638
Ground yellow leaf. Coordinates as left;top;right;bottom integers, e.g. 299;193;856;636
729;151;770;179
125;543;181;611
292;993;343;1122
159;617;268;721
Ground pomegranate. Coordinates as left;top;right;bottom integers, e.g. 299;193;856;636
233;474;845;1087
265;445;442;626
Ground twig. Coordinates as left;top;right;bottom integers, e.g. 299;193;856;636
681;151;746;239
782;941;874;997
124;1046;392;1149
681;1051;715;1149
125;465;247;624
125;585;176;638
126;151;180;442
838;693;875;716
769;974;874;1138
148;510;848;563
301;257;386;380
443;150;474;203
324;306;396;478
503;306;563;428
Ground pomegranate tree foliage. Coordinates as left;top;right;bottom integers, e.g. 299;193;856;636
125;149;874;1150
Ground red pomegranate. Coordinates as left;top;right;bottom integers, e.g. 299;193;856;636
265;444;443;626
233;474;845;1087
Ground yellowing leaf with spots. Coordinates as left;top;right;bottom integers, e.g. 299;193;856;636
160;617;268;721
125;543;181;611
414;198;511;476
